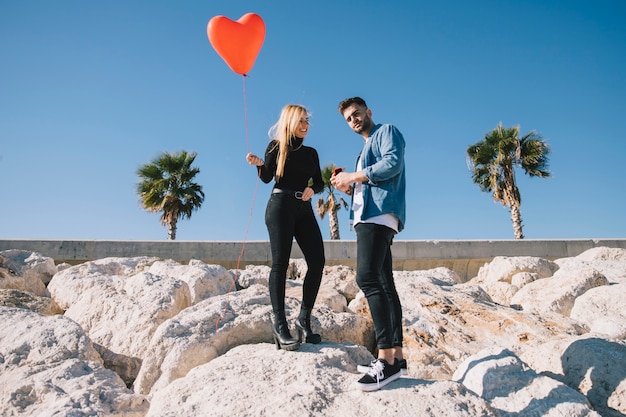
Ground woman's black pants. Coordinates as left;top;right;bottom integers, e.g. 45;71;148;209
265;193;325;312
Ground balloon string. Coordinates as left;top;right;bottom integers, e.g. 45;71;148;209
215;73;257;333
243;74;250;153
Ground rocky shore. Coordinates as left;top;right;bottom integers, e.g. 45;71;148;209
1;247;625;416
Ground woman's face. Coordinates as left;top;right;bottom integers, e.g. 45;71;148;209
293;113;309;139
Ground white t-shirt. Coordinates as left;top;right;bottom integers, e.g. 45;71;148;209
352;156;399;233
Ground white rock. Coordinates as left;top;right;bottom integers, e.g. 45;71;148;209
576;247;626;262
392;272;586;381
2;248;626;417
135;284;375;395
470;256;557;307
148;259;235;304
322;264;361;300
481;280;520;306
286;279;348;312
134;284;274;394
146;343;500;417
574;247;626;284
0;250;56;296
234;264;270;288
570;283;626;339
0;307;148;416
287;257;309;280
453;346;601;416
48;256;161;309
0;288;62;315
47;257;195;386
511;270;541;287
60;269;191;359
475;256;558;284
519;335;626;417
510;261;609;315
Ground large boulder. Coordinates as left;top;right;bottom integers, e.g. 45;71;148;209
383;268;587;381
147;259;235;304
0;250;56;296
0;307;148;416
469;256;558;306
570;284;626;339
134;283;375;395
146;343;500;417
574;247;626;284
47;257;221;387
519;335;626;417
49;258;193;360
0;288;63;315
453;346;600;416
510;260;609;315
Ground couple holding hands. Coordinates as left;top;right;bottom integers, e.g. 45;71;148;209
246;97;406;392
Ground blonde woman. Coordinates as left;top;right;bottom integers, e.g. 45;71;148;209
246;104;325;351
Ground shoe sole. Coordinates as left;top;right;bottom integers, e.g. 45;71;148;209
355;371;402;392
279;342;300;351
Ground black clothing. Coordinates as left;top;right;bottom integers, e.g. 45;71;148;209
258;138;324;194
256;137;325;314
265;193;324;311
354;223;403;349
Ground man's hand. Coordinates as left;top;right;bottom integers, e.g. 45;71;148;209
331;171;355;193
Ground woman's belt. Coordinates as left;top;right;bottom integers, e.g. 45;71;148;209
272;188;303;200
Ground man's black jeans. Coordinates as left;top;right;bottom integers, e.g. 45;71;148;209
355;222;403;349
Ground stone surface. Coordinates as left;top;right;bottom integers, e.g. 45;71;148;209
146;343;500;417
519;335;626;417
0;288;63;315
0;246;624;416
510;260;609;315
0;250;56;296
453;346;601;416
0;307;149;417
570;284;626;339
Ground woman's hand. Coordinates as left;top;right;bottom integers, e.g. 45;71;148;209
246;153;264;166
301;187;314;202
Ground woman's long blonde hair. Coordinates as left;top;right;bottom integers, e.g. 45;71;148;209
268;104;309;180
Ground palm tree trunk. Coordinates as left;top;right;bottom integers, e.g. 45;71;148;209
510;202;524;239
329;209;340;240
502;164;524;240
168;220;178;240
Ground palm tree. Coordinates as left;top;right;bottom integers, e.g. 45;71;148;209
316;164;349;240
466;123;550;239
136;150;205;240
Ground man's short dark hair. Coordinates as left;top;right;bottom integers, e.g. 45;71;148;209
338;97;367;114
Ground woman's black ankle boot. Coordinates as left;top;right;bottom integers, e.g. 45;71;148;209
272;311;300;351
295;308;322;344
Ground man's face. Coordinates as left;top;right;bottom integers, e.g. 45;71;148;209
342;104;373;136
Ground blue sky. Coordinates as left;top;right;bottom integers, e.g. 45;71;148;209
1;0;624;242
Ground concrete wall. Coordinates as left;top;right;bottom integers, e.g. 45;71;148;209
2;238;625;281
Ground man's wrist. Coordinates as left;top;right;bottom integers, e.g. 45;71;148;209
351;171;367;184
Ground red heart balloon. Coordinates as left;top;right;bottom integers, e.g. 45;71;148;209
207;13;266;75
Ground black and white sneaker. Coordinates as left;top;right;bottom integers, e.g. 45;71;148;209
357;358;407;375
355;359;402;392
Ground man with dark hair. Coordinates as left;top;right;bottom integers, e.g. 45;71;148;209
332;97;407;391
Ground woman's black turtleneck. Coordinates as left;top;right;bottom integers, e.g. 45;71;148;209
257;137;323;194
